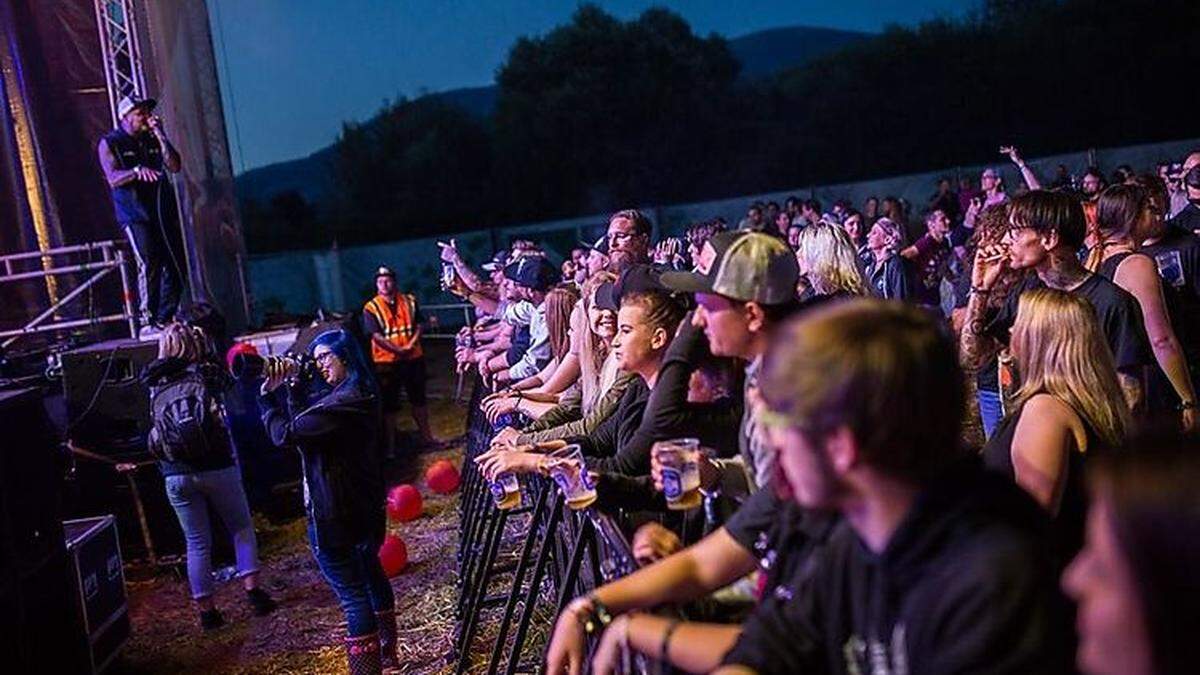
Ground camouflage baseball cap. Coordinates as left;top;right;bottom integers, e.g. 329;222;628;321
661;231;798;305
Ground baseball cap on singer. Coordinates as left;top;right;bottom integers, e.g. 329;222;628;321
375;265;395;278
661;231;798;305
117;96;156;120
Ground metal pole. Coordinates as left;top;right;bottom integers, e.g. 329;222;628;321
0;239;122;264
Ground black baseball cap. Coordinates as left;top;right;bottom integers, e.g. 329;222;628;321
661;231;798;305
503;255;557;292
375;265;395;279
580;234;609;255
481;250;510;272
595;263;676;311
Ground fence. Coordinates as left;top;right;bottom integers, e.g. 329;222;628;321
244;136;1200;325
452;377;664;674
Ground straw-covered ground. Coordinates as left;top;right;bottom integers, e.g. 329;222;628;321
110;398;468;675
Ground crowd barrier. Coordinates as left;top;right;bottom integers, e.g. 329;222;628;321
451;377;655;675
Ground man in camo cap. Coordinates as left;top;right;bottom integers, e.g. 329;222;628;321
661;231;800;500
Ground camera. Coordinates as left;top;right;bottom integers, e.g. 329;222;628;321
229;352;315;382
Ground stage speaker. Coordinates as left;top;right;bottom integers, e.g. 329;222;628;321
61;338;157;451
0;386;88;672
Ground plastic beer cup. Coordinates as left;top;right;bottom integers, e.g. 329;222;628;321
656;438;702;510
490;472;521;510
548;444;597;510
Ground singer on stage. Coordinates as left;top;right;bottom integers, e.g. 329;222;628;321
97;95;184;338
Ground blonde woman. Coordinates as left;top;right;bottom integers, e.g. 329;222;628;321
983;288;1130;562
142;323;275;630
795;221;869;299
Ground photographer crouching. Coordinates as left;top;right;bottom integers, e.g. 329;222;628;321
257;329;398;674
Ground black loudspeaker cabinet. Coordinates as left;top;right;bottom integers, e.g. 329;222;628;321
0;387;89;672
61;338;158;450
64;516;129;673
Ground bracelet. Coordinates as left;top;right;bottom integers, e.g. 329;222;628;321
588;594;613;631
1179;401;1197;411
660;619;681;665
970;286;992;295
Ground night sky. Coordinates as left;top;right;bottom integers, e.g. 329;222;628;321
208;0;975;173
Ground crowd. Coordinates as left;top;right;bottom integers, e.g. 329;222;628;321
124;146;1200;675
433;146;1200;675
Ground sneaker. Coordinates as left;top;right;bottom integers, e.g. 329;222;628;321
137;324;162;341
246;587;278;616
200;608;225;630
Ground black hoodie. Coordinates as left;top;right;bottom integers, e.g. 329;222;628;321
721;459;1075;675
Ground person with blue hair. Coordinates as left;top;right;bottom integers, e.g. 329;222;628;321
259;328;396;674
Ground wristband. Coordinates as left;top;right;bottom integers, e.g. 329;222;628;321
1179;401;1197;411
970;286;992;295
660;619;681;665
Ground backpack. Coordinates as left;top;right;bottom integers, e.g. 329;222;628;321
148;370;229;464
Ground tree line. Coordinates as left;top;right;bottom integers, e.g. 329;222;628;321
243;0;1198;253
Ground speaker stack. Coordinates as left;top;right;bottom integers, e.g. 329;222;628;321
0;386;92;672
57;338;186;561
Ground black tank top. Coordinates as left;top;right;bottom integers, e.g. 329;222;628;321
982;398;1099;566
1097;250;1137;282
1098;250;1178;414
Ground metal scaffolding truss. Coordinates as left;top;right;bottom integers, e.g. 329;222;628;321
93;0;147;125
0;240;137;348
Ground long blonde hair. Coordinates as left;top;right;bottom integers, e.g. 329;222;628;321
796;222;869;296
158;322;210;363
1010;288;1130;448
578;271;616;411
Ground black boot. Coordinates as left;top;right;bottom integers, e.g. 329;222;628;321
199;608;225;631
246;587;278;616
344;632;382;675
377;610;398;671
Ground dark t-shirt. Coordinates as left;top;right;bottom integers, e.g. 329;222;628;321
909;233;952;308
1169;203;1200;236
1141;226;1200;370
724;488;837;601
985;273;1153;375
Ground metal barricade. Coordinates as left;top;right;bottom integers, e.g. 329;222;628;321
452;375;649;675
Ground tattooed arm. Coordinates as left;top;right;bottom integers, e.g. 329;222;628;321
960;287;1002;372
959;244;1011;371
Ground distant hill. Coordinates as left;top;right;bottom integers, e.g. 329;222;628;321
235;24;869;208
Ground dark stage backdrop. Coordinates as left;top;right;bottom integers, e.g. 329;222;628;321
0;0;248;342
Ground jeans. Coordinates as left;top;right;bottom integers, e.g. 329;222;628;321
977;388;1003;440
164;465;260;599
313;536;395;637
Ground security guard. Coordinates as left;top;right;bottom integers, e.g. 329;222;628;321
362;266;437;455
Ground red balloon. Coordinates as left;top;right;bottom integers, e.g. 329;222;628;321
425;460;460;494
386;484;422;522
378;535;408;577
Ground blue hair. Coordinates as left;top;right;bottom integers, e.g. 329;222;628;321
308;328;376;395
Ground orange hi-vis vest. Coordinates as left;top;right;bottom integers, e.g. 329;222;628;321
364;293;423;363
